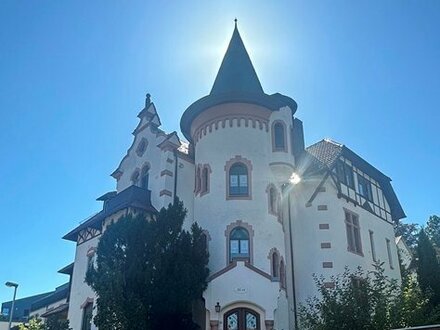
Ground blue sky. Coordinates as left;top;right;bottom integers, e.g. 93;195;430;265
0;1;439;304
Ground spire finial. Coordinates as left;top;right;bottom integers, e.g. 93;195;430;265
234;18;238;28
145;93;151;108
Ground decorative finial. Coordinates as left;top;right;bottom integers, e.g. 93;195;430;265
145;93;151;108
234;18;238;27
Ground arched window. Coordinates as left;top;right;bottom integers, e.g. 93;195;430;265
272;252;280;279
273;121;287;151
229;227;250;262
131;170;140;186
229;163;248;196
81;302;93;330
136;138;148;157
140;165;149;189
269;187;277;214
201;165;210;195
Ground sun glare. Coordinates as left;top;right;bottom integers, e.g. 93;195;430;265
289;172;301;185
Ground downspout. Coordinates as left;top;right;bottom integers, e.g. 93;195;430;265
173;149;178;203
287;190;298;329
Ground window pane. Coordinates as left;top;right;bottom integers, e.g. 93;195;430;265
230;175;239;187
246;312;258;330
240;240;249;254
354;227;362;253
230;240;239;254
344;164;354;188
346;223;354;251
227;312;239;330
274;123;285;149
231;228;249;240
239;175;248;187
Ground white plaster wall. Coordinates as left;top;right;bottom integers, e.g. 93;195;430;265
397;239;412;269
204;262;288;330
176;156;195;230
192;104;295;326
67;236;100;330
289;175;401;308
0;321;20;330
116;125;173;211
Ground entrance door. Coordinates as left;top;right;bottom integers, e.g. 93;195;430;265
224;308;260;330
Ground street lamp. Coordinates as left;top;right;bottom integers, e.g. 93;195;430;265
5;281;18;330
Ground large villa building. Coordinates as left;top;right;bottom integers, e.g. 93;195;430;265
61;23;405;330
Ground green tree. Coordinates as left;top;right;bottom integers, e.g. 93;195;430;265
18;318;44;330
395;221;420;250
426;215;440;248
417;229;440;306
44;316;71;330
86;198;209;330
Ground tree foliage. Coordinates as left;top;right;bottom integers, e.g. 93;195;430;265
426;215;440;248
44;316;71;330
395;221;420;250
18;318;44;330
299;262;438;330
417;229;440;307
86;198;209;330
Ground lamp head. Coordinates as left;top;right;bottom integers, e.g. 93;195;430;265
5;282;18;288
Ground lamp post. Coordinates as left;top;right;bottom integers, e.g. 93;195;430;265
5;281;18;330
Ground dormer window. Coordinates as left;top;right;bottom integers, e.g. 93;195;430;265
358;175;373;202
336;160;354;189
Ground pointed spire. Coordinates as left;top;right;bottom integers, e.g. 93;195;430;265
210;20;264;95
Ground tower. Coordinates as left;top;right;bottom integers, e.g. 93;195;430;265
180;22;300;330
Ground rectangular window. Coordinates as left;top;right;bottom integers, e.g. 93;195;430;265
358;175;373;201
336;161;354;189
2;308;9;316
369;231;376;262
345;210;363;255
386;238;394;269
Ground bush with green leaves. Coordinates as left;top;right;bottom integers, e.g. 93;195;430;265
299;262;438;330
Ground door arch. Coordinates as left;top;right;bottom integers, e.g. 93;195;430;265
224;308;260;330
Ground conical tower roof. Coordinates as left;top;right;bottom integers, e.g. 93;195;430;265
210;23;263;95
180;22;297;142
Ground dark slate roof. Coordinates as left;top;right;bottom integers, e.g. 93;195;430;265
301;139;405;221
63;185;157;242
180;24;297;141
211;23;263;95
30;283;69;312
58;263;74;275
40;303;68;318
